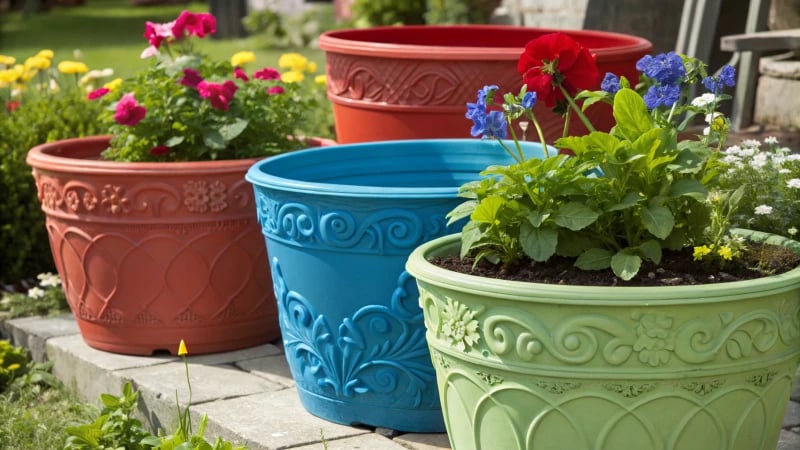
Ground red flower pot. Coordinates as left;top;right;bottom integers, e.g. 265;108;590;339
319;25;652;144
26;135;335;355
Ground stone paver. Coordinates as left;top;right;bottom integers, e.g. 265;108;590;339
3;315;799;449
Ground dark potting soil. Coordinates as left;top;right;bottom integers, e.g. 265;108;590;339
431;243;800;287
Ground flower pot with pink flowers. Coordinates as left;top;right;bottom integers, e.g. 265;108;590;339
26;10;335;356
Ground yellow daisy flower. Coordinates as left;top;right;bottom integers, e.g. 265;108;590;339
0;55;16;66
716;245;733;261
306;61;317;73
104;77;123;91
57;61;89;75
25;55;51;70
281;70;304;83
314;74;327;86
278;52;308;72
0;68;20;84
36;49;54;59
230;51;256;67
692;245;712;261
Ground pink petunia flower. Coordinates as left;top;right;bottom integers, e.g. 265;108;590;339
179;68;204;89
149;145;170;156
143;20;175;49
114;93;146;126
140;46;159;59
233;67;249;82
254;67;280;81
197;80;238;110
172;11;216;39
87;87;110;100
267;86;285;95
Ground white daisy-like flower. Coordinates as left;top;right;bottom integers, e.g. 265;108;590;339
27;287;45;299
789;227;798;236
37;272;61;287
741;139;762;148
691;93;716;107
787;179;800;189
764;136;779;145
739;147;756;157
722;154;741;164
724;145;742;156
780;168;791;174
754;205;773;215
749;153;768;169
786;154;800;162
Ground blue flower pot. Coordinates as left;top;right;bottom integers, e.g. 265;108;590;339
246;139;544;432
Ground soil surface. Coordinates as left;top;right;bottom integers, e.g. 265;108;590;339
432;243;800;287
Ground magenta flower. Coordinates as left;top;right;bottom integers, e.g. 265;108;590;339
114;93;146;126
197;80;238;110
267;86;285;95
143;20;174;49
87;87;110;100
254;67;280;81
150;145;170;156
172;11;216;39
179;68;204;89
233;67;249;82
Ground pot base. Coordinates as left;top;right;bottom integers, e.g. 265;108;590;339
74;318;278;356
296;385;446;433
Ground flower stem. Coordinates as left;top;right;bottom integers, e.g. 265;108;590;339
182;355;193;436
525;110;551;158
558;85;595;133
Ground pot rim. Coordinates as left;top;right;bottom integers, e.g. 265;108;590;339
245;138;545;199
25;135;336;175
319;25;653;61
405;231;800;304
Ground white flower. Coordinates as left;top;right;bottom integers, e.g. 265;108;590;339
749;153;768;169
37;272;61;287
789;227;798;236
754;205;773;215
739;147;755;157
79;68;114;85
764;136;779;145
741;139;762;148
721;154;741;164
704;112;722;123
702;126;710;136
787;179;800;189
779;168;791;174
724;145;742;156
140;46;159;59
787;154;800;162
691;93;716;107
27;287;45;299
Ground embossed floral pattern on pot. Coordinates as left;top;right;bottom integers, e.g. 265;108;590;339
183;180;228;213
100;184;129;214
632;311;675;366
440;297;481;352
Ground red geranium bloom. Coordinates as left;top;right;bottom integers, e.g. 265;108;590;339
87;87;110;100
143;20;174;49
233;67;249;82
179;68;204;89
267;86;284;95
197;80;238;110
253;67;280;81
150;145;170;156
172;11;216;39
114;93;146;126
6;100;20;112
517;33;600;108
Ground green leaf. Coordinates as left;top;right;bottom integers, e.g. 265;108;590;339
447;200;477;225
613;88;653;141
527;210;549;228
611;251;642;280
520;223;558;262
641;205;674;239
575;247;613;270
202;129;226;150
553;202;599;231
163;135;185;147
460;221;483;258
637;240;662;265
555;231;595;257
470;196;505;224
607;191;643;211
218;118;249;142
669;178;708;200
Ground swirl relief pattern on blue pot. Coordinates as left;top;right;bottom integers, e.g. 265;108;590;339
272;259;439;409
255;193;452;254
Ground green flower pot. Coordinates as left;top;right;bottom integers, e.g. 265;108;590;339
405;230;800;450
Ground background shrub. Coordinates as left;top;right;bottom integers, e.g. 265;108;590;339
0;90;104;284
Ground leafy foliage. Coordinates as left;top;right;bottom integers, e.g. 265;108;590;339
243;3;337;49
350;0;426;26
0;272;69;318
424;0;502;24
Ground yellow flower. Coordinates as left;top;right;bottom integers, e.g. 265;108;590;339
7;363;20;371
36;49;54;59
104;77;123;91
306;61;317;73
57;61;89;75
0;68;19;83
19;68;38;82
278;52;308;72
79;68;114;85
230;51;256;67
0;55;15;66
716;245;733;261
314;74;327;86
24;55;51;70
178;339;188;356
693;245;712;261
281;70;304;83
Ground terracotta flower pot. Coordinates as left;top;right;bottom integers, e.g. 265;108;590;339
319;25;652;144
26;135;335;355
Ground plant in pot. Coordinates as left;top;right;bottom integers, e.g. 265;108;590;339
405;32;800;450
25;10;335;356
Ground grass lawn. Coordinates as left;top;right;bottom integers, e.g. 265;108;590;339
0;0;324;79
